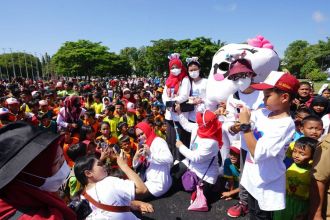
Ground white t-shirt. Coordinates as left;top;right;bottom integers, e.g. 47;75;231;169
162;77;191;121
83;176;138;220
241;108;295;211
177;114;220;184
188;78;207;122
134;137;173;197
224;90;264;150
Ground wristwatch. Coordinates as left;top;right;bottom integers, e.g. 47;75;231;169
240;123;251;132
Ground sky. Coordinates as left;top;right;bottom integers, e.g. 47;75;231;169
0;0;329;58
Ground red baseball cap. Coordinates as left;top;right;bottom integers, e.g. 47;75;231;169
229;146;240;154
251;71;299;93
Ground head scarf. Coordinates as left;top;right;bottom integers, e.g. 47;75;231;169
196;110;223;148
135;121;157;147
62;96;82;123
309;95;329;118
166;54;188;97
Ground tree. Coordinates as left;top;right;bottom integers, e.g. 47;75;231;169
283;40;309;78
301;60;319;78
306;69;328;81
0;52;41;80
120;46;148;76
52;40;112;77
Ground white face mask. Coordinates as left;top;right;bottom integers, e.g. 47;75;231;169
171;68;181;76
189;70;200;79
22;161;70;192
124;94;131;99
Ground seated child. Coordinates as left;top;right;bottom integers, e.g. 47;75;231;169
274;137;318;220
61;127;80;168
79;125;96;142
103;105;119;138
221;145;240;200
83;109;100;137
292;107;312;141
117;121;129;140
38;111;57;134
154;119;166;140
119;135;136;168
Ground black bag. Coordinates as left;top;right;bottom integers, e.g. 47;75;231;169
68;199;92;220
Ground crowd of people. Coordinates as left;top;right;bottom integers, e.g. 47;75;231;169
0;53;330;220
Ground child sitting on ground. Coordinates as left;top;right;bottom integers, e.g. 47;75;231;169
274;137;317;220
119;135;136;168
221;144;240;200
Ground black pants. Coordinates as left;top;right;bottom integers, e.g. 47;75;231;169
170;162;218;204
248;193;273;220
166;119;191;161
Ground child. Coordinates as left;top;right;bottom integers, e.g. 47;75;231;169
274;137;317;220
221;144;240;201
96;121;118;146
79;125;95;142
83;109;100;137
117;121;129;140
61;127;80;168
119;135;136;168
103;105;119;138
292;107;312;141
285;115;323;168
91;93;103;115
38;112;57;134
309;95;329;118
299;115;324;140
120;102;138;128
239;71;299;218
154;119;166;140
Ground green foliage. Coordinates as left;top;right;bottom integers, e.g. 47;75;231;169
301;60;318;78
283;40;309;78
52;40;132;77
0;52;41;79
306;69;328;81
283;38;330;78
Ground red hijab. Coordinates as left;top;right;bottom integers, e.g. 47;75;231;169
0;181;76;220
166;55;188;96
135;122;157;147
196;110;223;148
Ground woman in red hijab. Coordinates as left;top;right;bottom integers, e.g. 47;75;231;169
162;53;192;163
0;122;76;220
172;107;222;205
133;121;173;199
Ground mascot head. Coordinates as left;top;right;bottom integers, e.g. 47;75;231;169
206;35;280;110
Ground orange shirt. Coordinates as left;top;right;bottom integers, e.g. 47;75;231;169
63;137;80;168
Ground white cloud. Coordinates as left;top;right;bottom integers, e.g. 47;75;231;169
312;11;326;23
214;3;237;12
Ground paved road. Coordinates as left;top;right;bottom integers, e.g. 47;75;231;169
136;190;249;220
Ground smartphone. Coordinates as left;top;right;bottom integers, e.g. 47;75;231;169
112;144;121;154
100;142;108;149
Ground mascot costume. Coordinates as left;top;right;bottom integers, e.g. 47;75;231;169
206;35;280;111
205;35;280;169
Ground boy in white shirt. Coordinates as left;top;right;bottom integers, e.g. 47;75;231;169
238;71;299;219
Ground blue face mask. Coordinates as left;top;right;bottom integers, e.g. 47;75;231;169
21;161;70;192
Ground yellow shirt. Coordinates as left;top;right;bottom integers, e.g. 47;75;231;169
91;102;103;114
103;116;119;138
286;163;311;200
